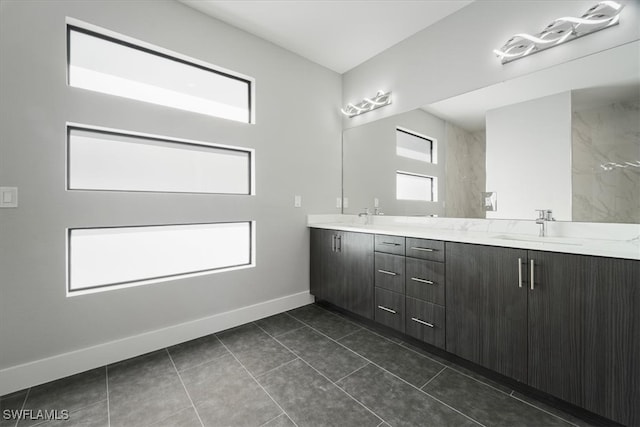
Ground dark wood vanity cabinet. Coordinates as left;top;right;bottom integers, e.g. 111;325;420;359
310;228;374;319
446;242;640;426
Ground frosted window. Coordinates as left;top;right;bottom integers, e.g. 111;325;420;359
396;129;435;163
68;26;252;123
68;222;253;293
68;127;252;194
396;171;436;201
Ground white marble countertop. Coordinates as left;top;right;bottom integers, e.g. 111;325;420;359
308;215;640;261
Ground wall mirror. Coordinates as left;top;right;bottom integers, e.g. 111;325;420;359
342;41;640;223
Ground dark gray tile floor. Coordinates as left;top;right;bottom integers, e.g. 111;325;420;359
1;303;595;427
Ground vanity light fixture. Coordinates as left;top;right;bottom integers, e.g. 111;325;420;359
341;90;392;117
494;1;624;64
600;160;640;171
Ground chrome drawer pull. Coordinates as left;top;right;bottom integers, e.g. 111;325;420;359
377;305;397;314
378;269;397;276
411;317;434;328
518;257;523;288
380;242;401;246
411;277;435;285
410;247;435;252
530;259;535;290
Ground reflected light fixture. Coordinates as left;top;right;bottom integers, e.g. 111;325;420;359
494;1;624;64
341;90;392;117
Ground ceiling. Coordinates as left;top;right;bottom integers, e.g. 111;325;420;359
179;0;473;74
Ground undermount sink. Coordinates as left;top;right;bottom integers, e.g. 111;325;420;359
493;234;584;246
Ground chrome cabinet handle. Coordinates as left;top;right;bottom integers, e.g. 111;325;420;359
411;277;435;285
336;235;342;252
377;305;396;314
380;242;401;246
530;259;535;290
378;269;397;276
518;257;523;288
411;317;434;328
410;247;435;252
332;235;336;252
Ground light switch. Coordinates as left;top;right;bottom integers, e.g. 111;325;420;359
0;187;18;208
374;198;379;208
336;197;342;208
343;197;349;208
294;195;302;208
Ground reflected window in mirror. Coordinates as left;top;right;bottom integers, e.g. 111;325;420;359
396;128;437;163
396;171;437;202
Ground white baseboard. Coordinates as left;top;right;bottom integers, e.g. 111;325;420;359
0;291;314;396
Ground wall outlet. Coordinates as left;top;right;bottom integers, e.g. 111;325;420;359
336;197;342;208
374;197;379;208
294;195;302;208
343;197;349;208
0;187;18;208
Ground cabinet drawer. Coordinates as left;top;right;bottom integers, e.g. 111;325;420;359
406;238;444;262
375;234;405;255
375;287;405;333
375;253;405;293
406;297;445;349
405;258;445;305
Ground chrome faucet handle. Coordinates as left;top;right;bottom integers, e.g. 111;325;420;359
544;209;555;221
535;209;546;220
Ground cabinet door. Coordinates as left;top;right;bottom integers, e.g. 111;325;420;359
583;256;640;426
531;251;640;425
527;251;585;408
339;231;374;319
310;229;337;304
446;242;528;382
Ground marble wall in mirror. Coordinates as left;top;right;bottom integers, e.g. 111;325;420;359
342;42;639;223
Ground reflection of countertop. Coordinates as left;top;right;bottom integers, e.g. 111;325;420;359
308;215;640;261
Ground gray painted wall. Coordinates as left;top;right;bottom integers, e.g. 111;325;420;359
0;0;341;379
342;0;640;129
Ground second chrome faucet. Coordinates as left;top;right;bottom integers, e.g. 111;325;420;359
535;209;555;237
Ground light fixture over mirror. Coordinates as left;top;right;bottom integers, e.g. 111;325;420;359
494;1;624;64
341;90;392;118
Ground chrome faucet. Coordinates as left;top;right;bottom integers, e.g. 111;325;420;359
374;207;384;216
535;209;555;237
358;208;371;224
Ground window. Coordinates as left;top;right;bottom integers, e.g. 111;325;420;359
68;222;254;295
67;126;253;194
67;24;252;123
396;128;436;163
396;171;437;201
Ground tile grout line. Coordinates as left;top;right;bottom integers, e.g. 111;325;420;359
509;394;582;427
13;388;30;427
285;310;486;427
254;356;301;380
213;334;300;427
166;347;231;375
261;323;308;339
333;362;371;385
333;327;363;342
258;412;287;427
105;366;110;427
420;366;447;390
164;349;205;427
254;322;387;426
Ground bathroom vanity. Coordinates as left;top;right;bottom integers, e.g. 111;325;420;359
309;216;639;426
